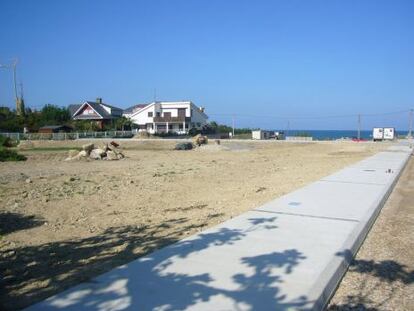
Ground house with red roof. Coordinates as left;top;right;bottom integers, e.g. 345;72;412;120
69;98;123;129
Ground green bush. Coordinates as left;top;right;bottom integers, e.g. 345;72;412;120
0;135;17;147
0;147;27;162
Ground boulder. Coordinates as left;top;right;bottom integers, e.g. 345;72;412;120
117;152;125;159
90;148;106;159
77;150;89;158
106;150;118;160
107;143;121;153
174;142;193;150
192;134;208;146
65;150;87;161
82;143;94;153
110;141;120;148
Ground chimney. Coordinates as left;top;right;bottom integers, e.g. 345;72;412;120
96;97;102;104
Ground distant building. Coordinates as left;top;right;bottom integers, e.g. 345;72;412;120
126;101;208;134
252;130;285;140
69;98;123;129
38;125;73;133
252;130;272;140
123;103;148;119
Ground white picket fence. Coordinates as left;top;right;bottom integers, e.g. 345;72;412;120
285;136;313;141
0;130;136;141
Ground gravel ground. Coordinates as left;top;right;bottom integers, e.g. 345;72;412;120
328;157;414;311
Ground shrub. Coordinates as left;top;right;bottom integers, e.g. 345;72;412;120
174;142;193;150
0;147;27;162
188;128;201;137
0;135;17;147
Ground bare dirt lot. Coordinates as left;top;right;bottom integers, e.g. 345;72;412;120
0;139;388;310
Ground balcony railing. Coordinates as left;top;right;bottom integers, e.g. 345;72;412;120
153;116;190;123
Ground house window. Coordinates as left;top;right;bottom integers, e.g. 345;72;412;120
156;112;161;117
179;124;183;130
164;112;171;118
148;112;153;117
178;108;186;118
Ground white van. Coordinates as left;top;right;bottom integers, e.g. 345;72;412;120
373;128;384;141
383;127;395;140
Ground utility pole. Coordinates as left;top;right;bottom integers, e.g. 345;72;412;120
232;115;235;138
0;58;24;116
408;109;413;139
12;58;18;102
19;82;24;99
357;114;361;140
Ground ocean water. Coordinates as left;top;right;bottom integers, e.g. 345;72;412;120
279;130;408;140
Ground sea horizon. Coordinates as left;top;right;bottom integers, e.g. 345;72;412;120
270;129;409;140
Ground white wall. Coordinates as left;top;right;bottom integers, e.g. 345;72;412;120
129;104;156;125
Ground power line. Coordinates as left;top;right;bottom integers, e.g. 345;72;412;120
208;109;411;120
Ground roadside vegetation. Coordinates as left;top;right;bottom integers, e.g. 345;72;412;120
0;135;26;162
0;105;254;138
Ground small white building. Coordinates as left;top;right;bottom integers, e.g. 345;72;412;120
125;101;208;134
252;130;272;140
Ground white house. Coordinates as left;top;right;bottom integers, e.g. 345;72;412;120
125;101;208;134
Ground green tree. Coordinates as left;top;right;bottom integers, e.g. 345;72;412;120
114;117;132;131
40;104;70;125
0;107;25;132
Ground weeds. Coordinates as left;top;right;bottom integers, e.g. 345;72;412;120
0;147;27;162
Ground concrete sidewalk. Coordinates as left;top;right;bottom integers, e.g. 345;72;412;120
25;146;412;311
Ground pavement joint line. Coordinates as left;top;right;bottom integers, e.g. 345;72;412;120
254;209;361;223
319;179;388;186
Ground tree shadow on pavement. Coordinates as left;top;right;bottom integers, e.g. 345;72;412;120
0;218;204;310
1;216;311;311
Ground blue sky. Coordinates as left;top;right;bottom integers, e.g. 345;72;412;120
0;0;413;130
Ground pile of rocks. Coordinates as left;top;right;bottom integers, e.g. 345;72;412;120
192;134;208;146
65;141;125;161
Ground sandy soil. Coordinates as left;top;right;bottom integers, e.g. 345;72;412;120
0;139;388;310
328;157;414;311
